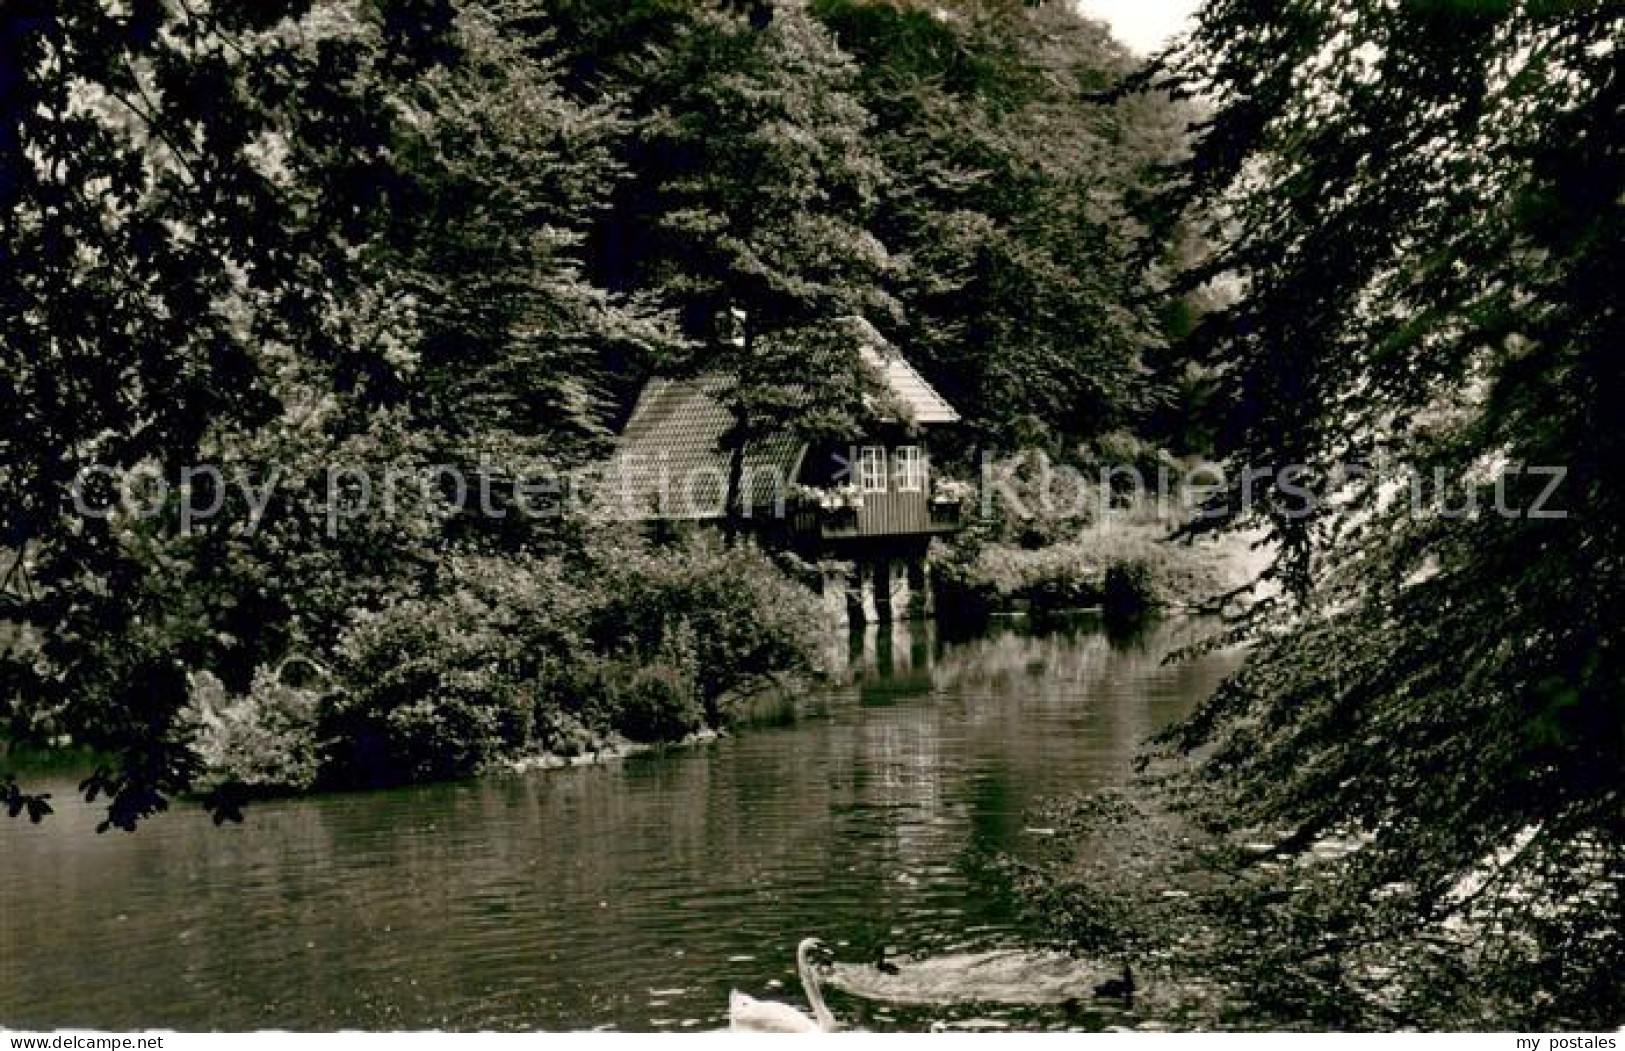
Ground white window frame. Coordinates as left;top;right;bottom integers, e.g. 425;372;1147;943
858;446;888;494
895;446;926;493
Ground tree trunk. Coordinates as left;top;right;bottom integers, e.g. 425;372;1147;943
722;404;749;546
722;317;753;546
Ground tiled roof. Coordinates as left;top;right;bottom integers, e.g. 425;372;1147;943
610;318;957;520
836;316;961;425
610;375;805;519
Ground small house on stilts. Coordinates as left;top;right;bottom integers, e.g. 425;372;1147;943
611;316;965;628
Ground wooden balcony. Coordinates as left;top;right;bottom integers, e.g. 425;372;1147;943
788;491;963;542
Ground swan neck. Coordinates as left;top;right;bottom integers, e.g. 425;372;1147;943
798;943;836;1032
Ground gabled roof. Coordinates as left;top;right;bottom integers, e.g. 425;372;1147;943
610;318;958;520
611;374;804;519
836;316;960;426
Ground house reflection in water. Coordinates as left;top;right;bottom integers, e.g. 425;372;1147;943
827;619;940;683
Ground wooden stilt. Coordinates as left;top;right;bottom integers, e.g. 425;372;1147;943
857;561;879;625
821;563;850;632
888;557;912;621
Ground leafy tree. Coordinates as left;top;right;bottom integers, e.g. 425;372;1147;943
1;0;351;829
1141;0;1623;1027
810;0;1182;448
0;0;642;827
561;1;902;525
546;0;1192;463
376;3;663;477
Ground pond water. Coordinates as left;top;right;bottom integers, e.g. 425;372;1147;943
0;615;1243;1032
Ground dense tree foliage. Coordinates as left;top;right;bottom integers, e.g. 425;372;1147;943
2;0;1187;830
0;0;782;827
540;0;1187;448
1111;0;1624;1028
16;0;1611;1028
0;0;443;826
812;0;1185;448
585;2;902;514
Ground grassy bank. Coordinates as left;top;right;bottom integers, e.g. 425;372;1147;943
1005;772;1602;1031
936;519;1261;621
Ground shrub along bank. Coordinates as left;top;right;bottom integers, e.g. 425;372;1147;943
935;520;1252;622
183;532;824;799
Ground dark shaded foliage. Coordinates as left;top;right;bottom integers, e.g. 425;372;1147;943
1115;0;1625;1028
2;0;1189;830
810;0;1187;448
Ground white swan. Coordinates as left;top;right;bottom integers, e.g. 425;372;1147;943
729;937;838;1032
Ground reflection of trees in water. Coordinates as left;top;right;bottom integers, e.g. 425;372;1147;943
915;618;1240;769
0;619;1245;1031
835;616;1248;939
